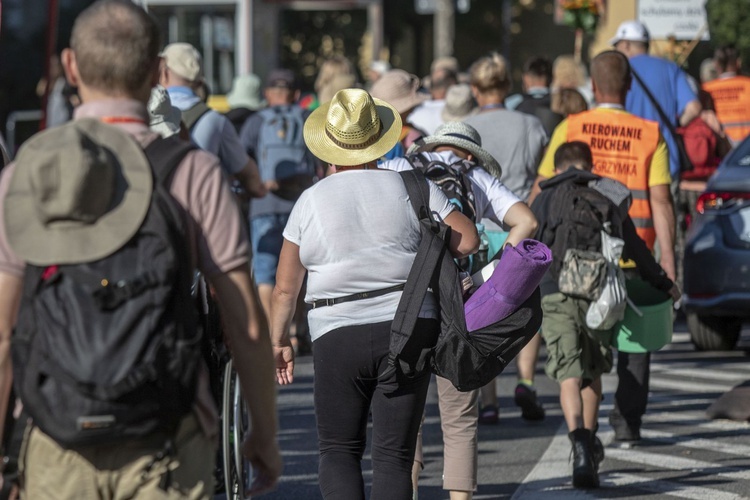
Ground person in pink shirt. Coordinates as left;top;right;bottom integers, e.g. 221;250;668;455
0;1;280;498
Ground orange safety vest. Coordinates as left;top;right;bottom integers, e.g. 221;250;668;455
704;76;750;143
567;109;661;249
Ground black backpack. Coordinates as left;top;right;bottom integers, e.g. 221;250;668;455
384;169;542;392
11;136;200;448
406;152;477;223
541;178;625;283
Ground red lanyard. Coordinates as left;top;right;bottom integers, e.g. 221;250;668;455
100;116;146;125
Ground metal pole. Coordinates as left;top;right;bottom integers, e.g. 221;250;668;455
237;0;253;74
368;1;384;63
502;0;511;63
42;0;60;130
434;0;454;59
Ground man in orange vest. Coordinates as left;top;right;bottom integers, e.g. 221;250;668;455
704;45;750;145
532;50;676;443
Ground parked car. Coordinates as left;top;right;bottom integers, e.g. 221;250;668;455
683;137;750;351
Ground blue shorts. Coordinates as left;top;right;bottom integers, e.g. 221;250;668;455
250;213;290;286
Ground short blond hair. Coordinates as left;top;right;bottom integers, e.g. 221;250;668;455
552;55;586;90
469;53;511;94
314;56;355;94
70;0;161;95
551;88;588;117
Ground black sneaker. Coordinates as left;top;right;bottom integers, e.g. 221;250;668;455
609;411;641;443
613;423;641;442
592;435;605;467
514;384;545;421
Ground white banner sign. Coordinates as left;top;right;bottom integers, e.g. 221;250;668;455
638;0;710;41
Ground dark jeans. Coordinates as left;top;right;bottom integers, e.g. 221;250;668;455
313;319;437;500
612;351;651;429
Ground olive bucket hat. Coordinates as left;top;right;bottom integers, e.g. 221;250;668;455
5;118;153;266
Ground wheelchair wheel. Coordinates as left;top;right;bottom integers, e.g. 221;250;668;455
222;359;253;499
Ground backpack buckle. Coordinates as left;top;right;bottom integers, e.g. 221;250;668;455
93;280;135;310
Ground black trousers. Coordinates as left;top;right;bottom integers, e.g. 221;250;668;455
313;319;437;500
612;351;651;428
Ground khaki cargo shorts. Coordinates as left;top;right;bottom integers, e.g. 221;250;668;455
541;292;614;383
19;414;216;499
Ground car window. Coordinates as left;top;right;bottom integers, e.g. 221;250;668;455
730;139;750;167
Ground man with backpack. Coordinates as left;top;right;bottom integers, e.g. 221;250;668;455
507;56;564;137
0;1;281;497
609;20;703;180
531;141;679;489
159;42;267;199
238;68;319;351
382;122;539;499
533;50;675;443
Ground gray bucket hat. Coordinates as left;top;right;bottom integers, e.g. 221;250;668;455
5;118;153;265
407;121;502;178
148;85;182;138
441;83;479;123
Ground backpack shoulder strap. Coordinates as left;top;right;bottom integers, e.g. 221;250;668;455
387;170;452;378
631;68;694;172
181;102;211;131
405;151;429;169
400;167;432;221
144;136;197;187
258;107;278;121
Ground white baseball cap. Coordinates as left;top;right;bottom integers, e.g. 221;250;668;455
160;43;203;82
609;20;650;47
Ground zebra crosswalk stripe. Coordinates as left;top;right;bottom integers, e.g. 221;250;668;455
606;472;747;500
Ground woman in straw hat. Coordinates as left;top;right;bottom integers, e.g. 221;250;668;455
270;88;478;499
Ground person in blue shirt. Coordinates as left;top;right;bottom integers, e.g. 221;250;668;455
609;20;707;445
160;43;266;199
610;20;701;179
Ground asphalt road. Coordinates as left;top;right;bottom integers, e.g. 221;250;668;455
249;319;750;499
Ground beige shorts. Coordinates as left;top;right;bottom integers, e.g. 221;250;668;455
19;414;216;500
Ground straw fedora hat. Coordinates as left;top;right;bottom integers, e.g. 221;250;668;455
5;118;153;266
407;122;502;178
303;88;402;166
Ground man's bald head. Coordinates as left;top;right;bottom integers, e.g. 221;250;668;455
591;50;632;100
69;0;161;97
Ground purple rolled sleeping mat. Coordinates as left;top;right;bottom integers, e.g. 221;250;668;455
464;239;552;332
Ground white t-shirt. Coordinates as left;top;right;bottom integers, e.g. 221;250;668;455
382;151;522;228
408;100;446;136
283;169;455;341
